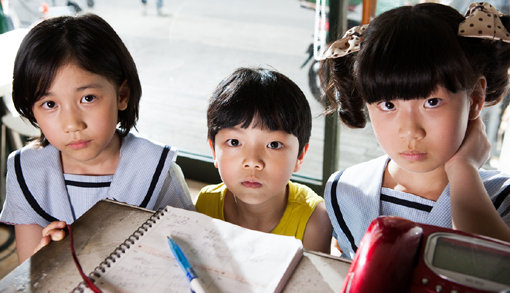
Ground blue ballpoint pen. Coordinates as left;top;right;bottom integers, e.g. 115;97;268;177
167;236;207;293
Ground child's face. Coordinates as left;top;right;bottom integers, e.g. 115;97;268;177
367;87;478;172
32;63;129;172
366;86;477;174
210;122;307;205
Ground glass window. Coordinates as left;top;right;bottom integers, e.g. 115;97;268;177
3;0;506;189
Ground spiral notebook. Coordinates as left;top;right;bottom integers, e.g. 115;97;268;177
72;206;303;293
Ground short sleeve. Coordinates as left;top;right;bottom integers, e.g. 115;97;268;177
493;186;510;226
0;153;50;227
482;169;510;227
152;162;194;211
195;184;226;220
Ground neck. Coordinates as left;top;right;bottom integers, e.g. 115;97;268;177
383;160;449;201
224;189;287;233
61;133;122;175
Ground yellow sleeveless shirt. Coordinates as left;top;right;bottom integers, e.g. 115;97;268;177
195;181;323;240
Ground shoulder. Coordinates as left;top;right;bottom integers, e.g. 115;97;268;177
196;183;226;205
120;133;177;161
324;155;388;202
479;169;510;205
6;143;60;181
479;169;510;186
198;183;226;196
195;183;226;218
302;201;332;253
306;201;331;229
288;181;323;208
326;155;388;184
8;142;58;162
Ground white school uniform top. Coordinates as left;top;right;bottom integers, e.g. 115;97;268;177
325;155;510;260
0;133;194;227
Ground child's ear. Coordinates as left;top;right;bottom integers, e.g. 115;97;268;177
118;80;130;111
468;76;486;120
208;139;218;168
293;143;309;172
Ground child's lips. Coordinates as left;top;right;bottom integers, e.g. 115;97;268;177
68;140;90;150
241;180;262;188
400;150;427;161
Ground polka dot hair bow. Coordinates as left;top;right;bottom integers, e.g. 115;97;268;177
458;2;510;43
319;24;369;60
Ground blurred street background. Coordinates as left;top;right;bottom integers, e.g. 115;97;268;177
3;0;385;180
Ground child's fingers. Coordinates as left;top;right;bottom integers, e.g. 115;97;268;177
33;235;51;254
446;117;490;172
41;221;66;237
42;221;68;241
32;221;68;255
49;229;66;241
468;118;490;155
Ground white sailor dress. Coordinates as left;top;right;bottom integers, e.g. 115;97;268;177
0;133;194;227
325;155;510;260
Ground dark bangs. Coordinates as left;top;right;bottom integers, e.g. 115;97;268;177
13;20;69;123
207;68;311;153
357;5;476;103
13;14;141;144
210;90;291;134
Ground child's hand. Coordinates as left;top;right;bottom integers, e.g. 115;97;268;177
445;117;510;242
445;117;490;174
33;221;67;254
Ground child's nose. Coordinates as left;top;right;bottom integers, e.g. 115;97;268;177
62;110;86;132
243;151;264;170
398;116;425;143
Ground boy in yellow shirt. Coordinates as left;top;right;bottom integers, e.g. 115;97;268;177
196;67;332;253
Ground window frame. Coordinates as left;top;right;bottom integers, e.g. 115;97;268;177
178;0;350;195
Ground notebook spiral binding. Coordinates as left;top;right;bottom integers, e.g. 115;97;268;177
72;206;169;292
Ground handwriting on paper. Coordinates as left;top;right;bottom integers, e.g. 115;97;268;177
82;207;303;293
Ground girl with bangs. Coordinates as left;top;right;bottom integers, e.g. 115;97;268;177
0;14;194;263
320;2;510;259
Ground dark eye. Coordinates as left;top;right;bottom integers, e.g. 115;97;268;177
378;101;395;111
42;101;57;109
81;95;97;103
267;141;283;149
226;139;240;147
424;98;442;108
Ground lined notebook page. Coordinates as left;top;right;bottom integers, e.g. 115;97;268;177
76;206;303;293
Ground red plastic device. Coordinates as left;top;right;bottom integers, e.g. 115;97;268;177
341;216;510;293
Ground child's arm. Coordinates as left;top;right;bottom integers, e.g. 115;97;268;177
14;221;67;263
446;117;510;242
302;202;333;253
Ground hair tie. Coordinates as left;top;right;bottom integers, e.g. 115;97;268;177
319;24;369;60
458;2;510;43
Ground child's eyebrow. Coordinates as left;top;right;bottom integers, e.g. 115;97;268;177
39;83;106;99
220;127;242;135
76;83;105;91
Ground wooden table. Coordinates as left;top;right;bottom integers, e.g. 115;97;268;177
0;199;351;292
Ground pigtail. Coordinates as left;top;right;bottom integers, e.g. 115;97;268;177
458;3;510;105
482;36;510;105
481;14;510;105
460;32;510;106
319;24;369;128
327;55;366;128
